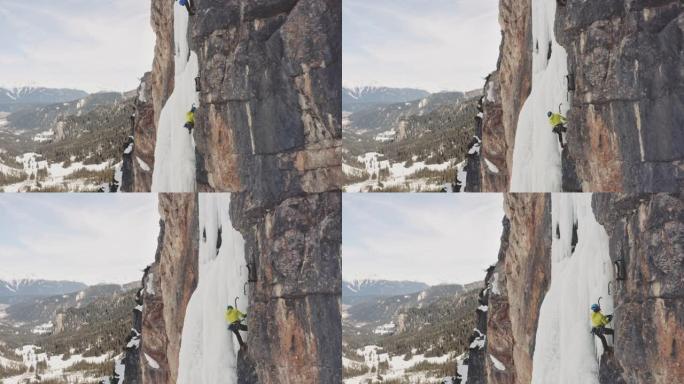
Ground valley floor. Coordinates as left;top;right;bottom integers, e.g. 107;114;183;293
343;345;458;384
0;345;114;384
344;153;456;192
0;153;118;192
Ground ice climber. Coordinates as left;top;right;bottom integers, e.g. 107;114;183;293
225;305;248;349
178;0;195;15
590;303;614;353
184;106;196;134
547;111;568;148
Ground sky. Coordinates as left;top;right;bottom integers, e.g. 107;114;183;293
343;0;501;92
0;194;159;285
0;0;155;93
343;193;505;286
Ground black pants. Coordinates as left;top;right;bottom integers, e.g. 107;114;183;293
552;124;567;147
593;327;614;350
184;122;194;133
229;322;248;347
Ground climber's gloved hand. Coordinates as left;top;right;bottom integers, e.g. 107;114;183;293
606;314;613;322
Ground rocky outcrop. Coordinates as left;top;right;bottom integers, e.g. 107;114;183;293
122;0;173;186
593;193;684;383
231;191;342;384
139;194;199;384
118;1;341;382
122;73;156;192
455;194;552;384
185;2;343;378
188;0;342;193
480;0;533;192
485;194;551;384
558;1;683;192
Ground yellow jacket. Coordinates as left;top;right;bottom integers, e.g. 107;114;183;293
186;111;195;125
591;311;610;328
225;308;246;324
549;113;567;127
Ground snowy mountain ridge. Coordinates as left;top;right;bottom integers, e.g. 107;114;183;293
343;279;429;299
0;279;87;300
0;87;88;110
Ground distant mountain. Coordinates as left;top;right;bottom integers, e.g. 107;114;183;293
0;87;88;112
0;279;87;304
345;91;467;136
5;92;126;135
342;86;430;112
345;284;471;327
3;283;134;325
343;279;429;305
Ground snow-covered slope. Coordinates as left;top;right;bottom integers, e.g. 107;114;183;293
531;194;613;383
177;194;247;384
151;4;199;192
509;0;568;192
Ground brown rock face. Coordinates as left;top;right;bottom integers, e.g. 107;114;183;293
480;73;506;191
140;194;199;384
485;194;551;384
480;0;533;192
231;191;342;384
557;1;684;192
593;193;684;383
188;0;342;193
123;0;174;188
176;0;341;381
150;0;175;129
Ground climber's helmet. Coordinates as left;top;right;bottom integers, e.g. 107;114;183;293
191;106;197;113
547;111;553;117
227;305;234;310
591;303;600;312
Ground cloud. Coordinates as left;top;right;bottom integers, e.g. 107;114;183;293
0;194;159;285
343;194;505;285
0;0;155;92
343;0;501;92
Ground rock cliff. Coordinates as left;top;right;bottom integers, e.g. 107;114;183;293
463;193;683;384
479;0;533;192
479;0;683;192
558;2;683;192
593;193;684;383
117;0;342;382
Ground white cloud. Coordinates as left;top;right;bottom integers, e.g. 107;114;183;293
343;194;504;285
0;0;155;92
0;194;159;285
343;0;501;92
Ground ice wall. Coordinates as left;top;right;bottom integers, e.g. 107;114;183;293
177;194;247;384
151;4;199;192
531;194;614;383
509;0;568;192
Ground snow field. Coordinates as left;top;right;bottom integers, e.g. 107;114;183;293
177;193;247;384
531;194;614;383
344;152;455;192
510;0;569;192
343;345;455;384
151;4;199;192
